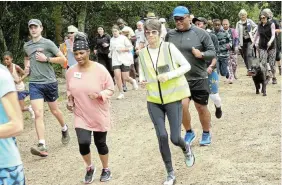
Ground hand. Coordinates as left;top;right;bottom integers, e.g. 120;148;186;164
267;41;272;48
66;102;74;112
157;73;169;83
102;43;109;47
100;91;111;102
36;52;48;62
139;81;148;88
94;50;97;55
207;66;213;74
191;47;202;58
88;92;99;100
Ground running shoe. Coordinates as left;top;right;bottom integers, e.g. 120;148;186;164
200;132;211;146
183;143;195;167
117;93;124;100
215;106;222;119
84;165;96;184
30;143;48;157
100;169;112;182
184;130;196;144
132;79;138;90
163;171;176;185
61;126;70;145
123;85;127;92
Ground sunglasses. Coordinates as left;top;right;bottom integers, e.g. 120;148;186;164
68;32;74;34
145;30;159;36
260;17;266;20
174;16;188;22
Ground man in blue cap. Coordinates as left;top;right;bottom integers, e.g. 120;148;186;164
165;6;216;146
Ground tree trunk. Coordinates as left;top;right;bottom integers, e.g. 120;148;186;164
77;2;87;32
0;26;7;52
52;4;63;44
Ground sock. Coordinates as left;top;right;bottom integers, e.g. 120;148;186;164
62;124;68;132
210;93;221;108
186;129;192;133
87;164;93;171
103;168;110;171
203;131;209;134
39;139;45;146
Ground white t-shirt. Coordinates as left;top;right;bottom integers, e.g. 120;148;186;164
135;29;145;48
139;43;191;81
109;35;133;66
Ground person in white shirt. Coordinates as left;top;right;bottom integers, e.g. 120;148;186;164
108;25;138;100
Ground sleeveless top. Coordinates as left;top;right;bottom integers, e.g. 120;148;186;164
11;64;25;91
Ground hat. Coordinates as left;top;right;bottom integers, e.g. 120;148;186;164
28;19;42;27
68;25;78;33
145;12;157;19
159;18;166;23
192;17;207;24
173;6;190;17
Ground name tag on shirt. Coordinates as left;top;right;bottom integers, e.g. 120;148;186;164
74;72;82;79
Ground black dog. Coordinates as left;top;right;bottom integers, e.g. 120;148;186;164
251;63;269;96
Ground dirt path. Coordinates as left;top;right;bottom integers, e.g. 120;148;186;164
18;61;280;185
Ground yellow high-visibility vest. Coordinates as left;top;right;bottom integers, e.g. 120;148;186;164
139;42;191;104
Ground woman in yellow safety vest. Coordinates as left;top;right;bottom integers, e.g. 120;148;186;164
138;19;195;185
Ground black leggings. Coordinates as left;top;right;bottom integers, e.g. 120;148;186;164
97;53;114;79
75;128;108;156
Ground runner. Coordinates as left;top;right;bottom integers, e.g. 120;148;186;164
24;19;70;157
0;64;25;185
222;19;240;80
236;9;257;75
193;17;223;119
135;21;146;76
93;26;114;80
66;32;114;183
139;19;195;185
165;6;216;146
108;25;138;100
252;10;276;83
3;51;35;119
63;25;79;69
213;19;233;83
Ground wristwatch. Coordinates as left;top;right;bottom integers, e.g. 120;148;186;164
46;57;50;62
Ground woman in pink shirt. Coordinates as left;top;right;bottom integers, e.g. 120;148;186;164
66;32;114;184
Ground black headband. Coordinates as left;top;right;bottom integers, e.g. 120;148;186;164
73;34;89;51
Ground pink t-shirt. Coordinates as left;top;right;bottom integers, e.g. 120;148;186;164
66;62;114;132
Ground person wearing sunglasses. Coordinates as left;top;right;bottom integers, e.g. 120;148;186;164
165;6;216;146
252;11;276;83
138;19;195;185
236;9;257;75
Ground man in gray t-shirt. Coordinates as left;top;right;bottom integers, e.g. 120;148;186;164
24;19;70;157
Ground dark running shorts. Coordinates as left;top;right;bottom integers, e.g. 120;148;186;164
112;64;130;72
0;165;25;185
29;82;59;102
17;90;29;101
188;79;210;105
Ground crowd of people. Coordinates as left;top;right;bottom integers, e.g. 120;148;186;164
0;5;281;185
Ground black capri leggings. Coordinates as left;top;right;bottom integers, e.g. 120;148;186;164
75;128;108;156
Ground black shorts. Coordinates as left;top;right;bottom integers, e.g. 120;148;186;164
112;64;130;72
29;82;58;102
188;79;210;105
75;128;107;145
275;50;281;61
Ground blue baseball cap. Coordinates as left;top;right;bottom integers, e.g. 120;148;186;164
173;6;190;17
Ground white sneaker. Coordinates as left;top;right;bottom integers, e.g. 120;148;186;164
28;105;35;119
117;93;124;100
132;79;138;90
163;172;176;185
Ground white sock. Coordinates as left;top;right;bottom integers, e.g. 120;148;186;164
62;124;68;132
210;93;222;108
39;139;45;146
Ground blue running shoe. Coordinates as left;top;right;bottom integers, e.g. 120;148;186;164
183;143;195;167
184;131;196;144
200;132;211;146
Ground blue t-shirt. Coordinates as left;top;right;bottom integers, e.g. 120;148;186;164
0;64;22;168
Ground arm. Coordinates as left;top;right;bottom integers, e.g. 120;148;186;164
250;19;258;34
201;32;216;60
268;23;276;45
138;53;146;82
121;37;133;52
24;56;30;75
226;32;232;50
233;29;239;48
167;43;191;80
253;31;259;45
15;65;28;82
0;74;23;138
